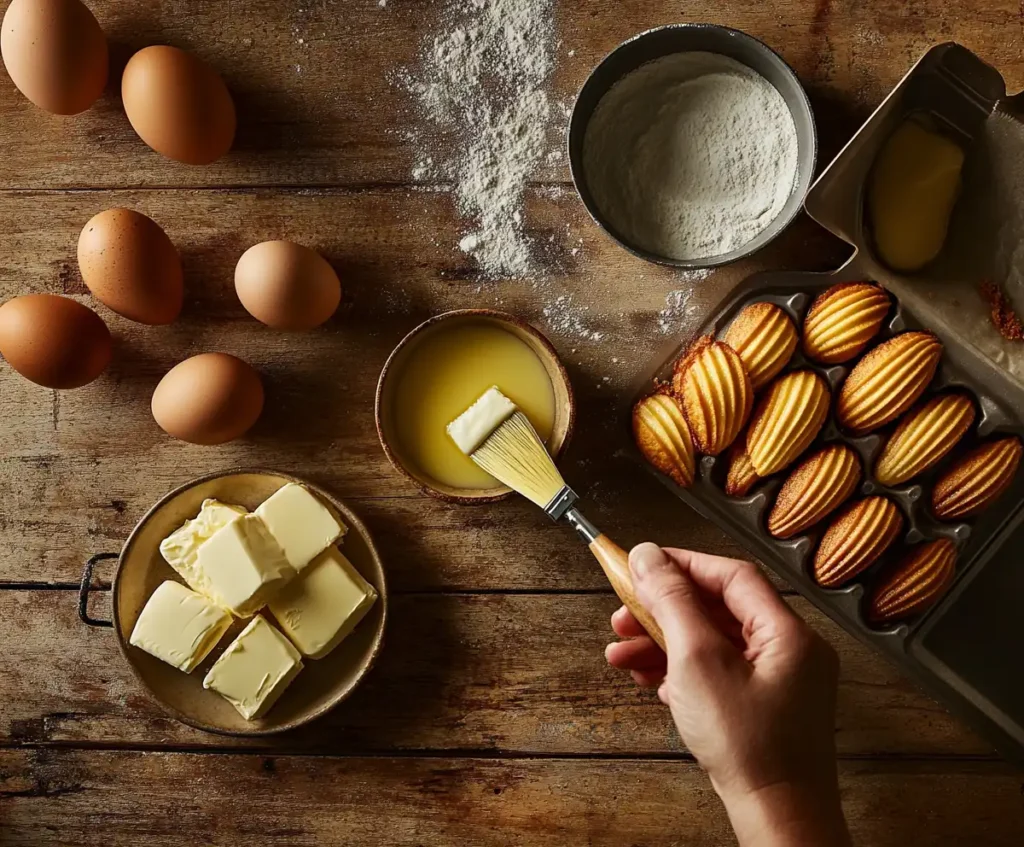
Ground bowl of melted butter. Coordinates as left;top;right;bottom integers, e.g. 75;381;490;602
375;310;575;502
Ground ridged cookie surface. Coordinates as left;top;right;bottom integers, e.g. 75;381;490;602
632;392;696;488
931;436;1023;520
867;539;956;624
874;393;975;487
672;336;753;456
836;331;942;435
746;370;830;477
814;495;904;588
722;302;798;391
768;444;861;539
803;282;891;364
724;440;759;497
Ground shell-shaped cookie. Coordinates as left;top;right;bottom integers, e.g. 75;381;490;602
836;331;942;435
813;496;904;588
632;392;696;488
745;370;830;477
672;335;753;456
867;539;957;624
802;282;891;364
768;444;862;539
874;393;975;487
722;302;798;391
724;440;759;497
931;436;1023;520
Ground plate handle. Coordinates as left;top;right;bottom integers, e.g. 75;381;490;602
78;553;117;628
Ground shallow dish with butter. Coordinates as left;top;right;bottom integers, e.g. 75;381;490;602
80;469;387;736
376;309;575;503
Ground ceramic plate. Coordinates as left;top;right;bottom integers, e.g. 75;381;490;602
112;469;387;736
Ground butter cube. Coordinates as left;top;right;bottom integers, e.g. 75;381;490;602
160;499;248;594
869;119;965;272
269;547;378;659
255;483;346;572
196;514;296;617
129;580;233;673
203;615;303;720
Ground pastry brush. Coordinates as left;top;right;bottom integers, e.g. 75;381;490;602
448;388;665;650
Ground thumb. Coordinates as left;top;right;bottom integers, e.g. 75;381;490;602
629;542;725;660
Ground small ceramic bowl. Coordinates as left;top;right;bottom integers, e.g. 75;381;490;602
568;23;818;269
375;310;575;503
80;469;388;736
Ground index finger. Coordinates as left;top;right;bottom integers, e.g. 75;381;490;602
660;547;796;633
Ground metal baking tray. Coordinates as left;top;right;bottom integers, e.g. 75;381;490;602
628;43;1024;765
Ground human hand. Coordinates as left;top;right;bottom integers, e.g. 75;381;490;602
606;543;850;847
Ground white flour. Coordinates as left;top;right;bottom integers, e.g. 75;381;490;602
541;294;605;342
657;277;709;333
583;52;799;261
401;0;556;278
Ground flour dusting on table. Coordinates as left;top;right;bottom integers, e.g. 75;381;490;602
542;294;605;342
399;0;556;279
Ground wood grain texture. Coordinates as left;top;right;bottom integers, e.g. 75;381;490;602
2;0;1021;841
0;1;1023;188
2;750;1023;847
0;589;986;756
0;190;839;586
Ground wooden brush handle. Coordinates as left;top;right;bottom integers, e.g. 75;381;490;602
589;535;666;653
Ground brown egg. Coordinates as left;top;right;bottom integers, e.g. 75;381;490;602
1;0;107;114
121;46;236;165
77;208;184;325
235;241;342;330
0;294;111;388
152;353;263;444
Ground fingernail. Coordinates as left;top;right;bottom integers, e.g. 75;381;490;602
629;543;669;581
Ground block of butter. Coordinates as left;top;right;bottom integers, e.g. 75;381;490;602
159;499;248;594
269;546;378;659
196;514;296;617
255;483;347;572
203;614;303;720
868;118;965;272
129;580;233;673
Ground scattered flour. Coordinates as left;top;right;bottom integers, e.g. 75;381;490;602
583;52;799;261
657;271;711;333
399;0;557;278
542;294;605;342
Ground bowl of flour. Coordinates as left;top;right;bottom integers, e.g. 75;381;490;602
569;25;816;268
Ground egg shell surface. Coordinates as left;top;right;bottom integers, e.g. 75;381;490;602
152;353;264;445
1;0;108;115
0;294;111;388
78;208;184;325
121;45;236;165
235;241;342;330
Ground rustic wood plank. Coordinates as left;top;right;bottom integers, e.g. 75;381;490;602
1;749;1022;847
0;189;843;586
1;1;1023;188
0;0;1015;840
0;589;987;756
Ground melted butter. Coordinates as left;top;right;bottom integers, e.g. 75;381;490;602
391;322;556;489
868;118;965;272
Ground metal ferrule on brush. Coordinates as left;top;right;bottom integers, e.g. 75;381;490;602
544;486;600;543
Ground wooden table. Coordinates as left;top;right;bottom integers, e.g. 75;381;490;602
2;1;1024;844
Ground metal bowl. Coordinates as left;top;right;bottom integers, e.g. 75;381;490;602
568;24;818;269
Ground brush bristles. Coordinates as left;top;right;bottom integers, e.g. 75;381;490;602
470;412;565;508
